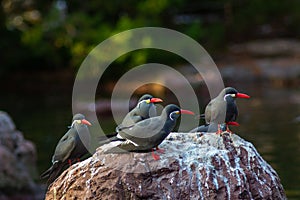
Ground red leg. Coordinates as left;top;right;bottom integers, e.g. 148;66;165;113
151;149;160;160
216;124;222;134
226;124;233;133
226;121;239;133
156;146;165;154
68;159;72;166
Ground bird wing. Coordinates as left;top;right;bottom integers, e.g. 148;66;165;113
204;100;213;123
116;109;142;131
118;117;163;147
207;99;227;124
74;124;91;149
52;129;76;163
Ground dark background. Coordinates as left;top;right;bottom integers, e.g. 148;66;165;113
0;0;299;199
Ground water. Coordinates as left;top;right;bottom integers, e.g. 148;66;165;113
0;71;299;199
237;85;300;199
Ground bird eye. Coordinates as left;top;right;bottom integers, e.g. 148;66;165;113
231;94;236;97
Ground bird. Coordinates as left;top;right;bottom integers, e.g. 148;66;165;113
40;113;91;185
105;104;194;160
192;87;250;134
116;94;163;132
98;94;163;145
189;123;227;133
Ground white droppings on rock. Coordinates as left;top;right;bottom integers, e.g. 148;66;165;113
45;132;287;200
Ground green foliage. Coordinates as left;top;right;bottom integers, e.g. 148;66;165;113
1;0;300;75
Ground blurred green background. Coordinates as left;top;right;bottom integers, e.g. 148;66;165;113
2;0;300;73
0;0;300;199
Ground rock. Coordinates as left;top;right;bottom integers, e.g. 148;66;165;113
45;132;286;200
0;111;40;199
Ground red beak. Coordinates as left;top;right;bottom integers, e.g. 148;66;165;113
236;93;250;99
180;109;195;115
150;98;163;103
81;119;92;126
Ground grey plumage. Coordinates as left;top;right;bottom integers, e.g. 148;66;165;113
191;87;249;133
40;113;91;185
99;94;162;146
106;104;192;153
116;94;161;132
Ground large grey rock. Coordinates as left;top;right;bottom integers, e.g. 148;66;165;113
0;111;39;199
45;132;286;200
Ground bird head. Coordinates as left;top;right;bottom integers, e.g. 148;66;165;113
136;94;163;118
165;104;195;121
137;94;163;106
223;87;250;101
70;114;92;127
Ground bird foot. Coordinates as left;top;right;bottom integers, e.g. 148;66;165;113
226;128;233;134
151;150;160;160
156;147;165;154
68;159;72;166
215;124;223;135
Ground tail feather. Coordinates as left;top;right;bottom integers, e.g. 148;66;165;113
40;161;69;186
40;166;53;179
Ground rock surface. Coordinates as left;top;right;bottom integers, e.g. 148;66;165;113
45;132;286;200
0;111;40;199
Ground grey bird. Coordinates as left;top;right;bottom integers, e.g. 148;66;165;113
40;113;91;185
106;104;194;160
99;94;163;145
191;87;250;133
116;94;163;132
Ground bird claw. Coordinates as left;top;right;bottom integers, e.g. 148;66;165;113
156;147;165;154
68;159;72;166
226;127;233;134
152;150;160;160
215;124;223;135
216;123;234;135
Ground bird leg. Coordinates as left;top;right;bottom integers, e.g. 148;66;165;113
156;146;165;154
216;124;223;135
151;149;160;160
225;121;239;134
226;125;233;134
68;159;72;166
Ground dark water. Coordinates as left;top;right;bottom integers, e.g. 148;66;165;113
0;72;299;199
236;85;300;199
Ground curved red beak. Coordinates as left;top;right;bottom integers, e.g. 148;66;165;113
150;97;163;103
81;119;92;126
236;93;250;99
180;109;195;115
